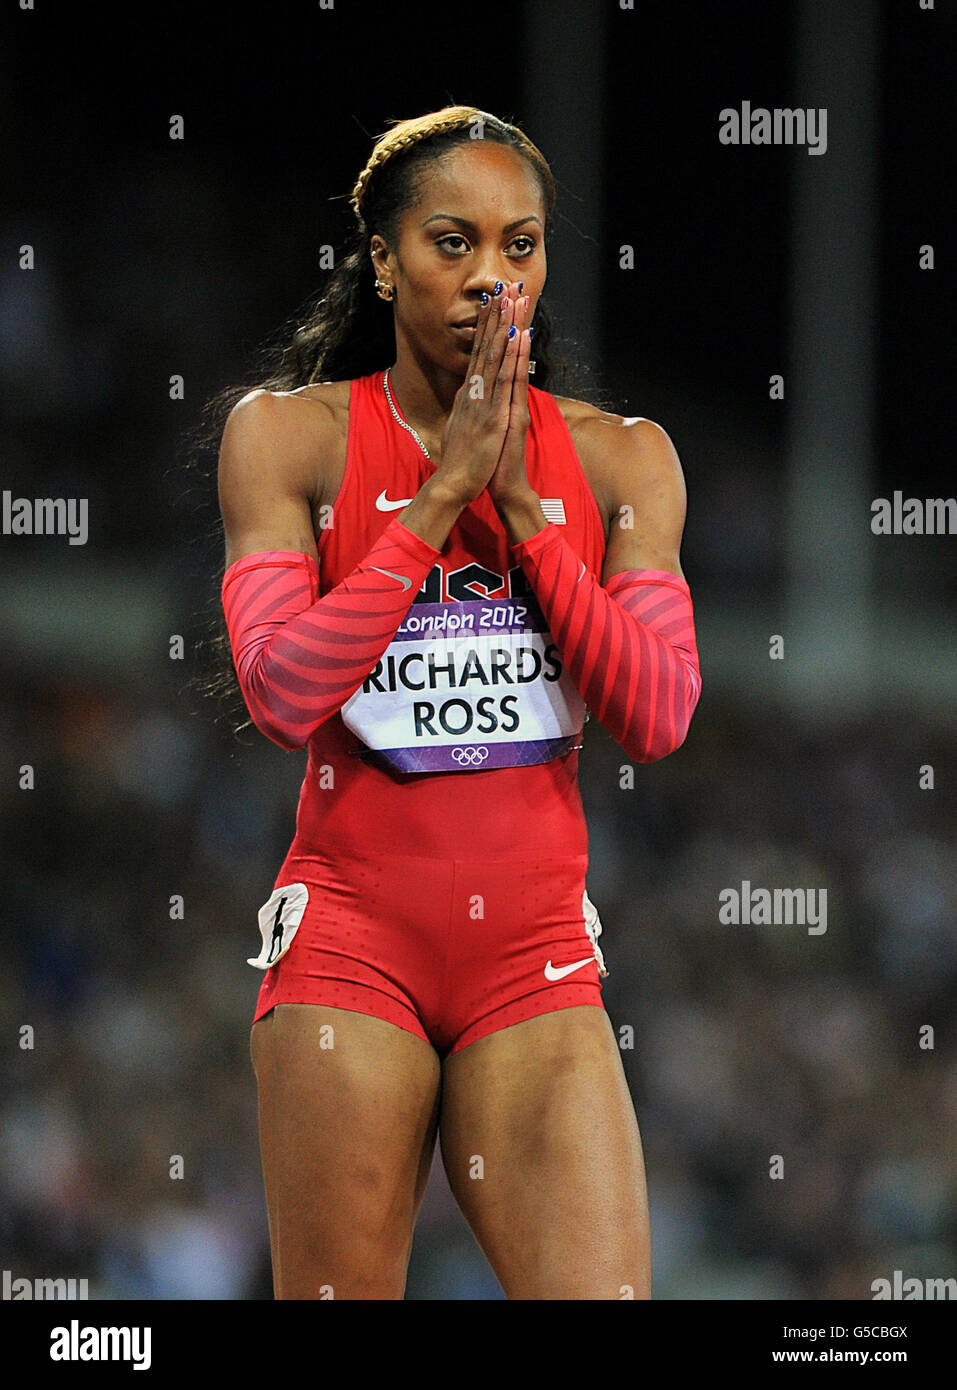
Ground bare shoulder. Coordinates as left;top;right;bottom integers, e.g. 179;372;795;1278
283;377;352;424
225;379;350;450
551;392;674;452
550;393;684;522
220;379;351;508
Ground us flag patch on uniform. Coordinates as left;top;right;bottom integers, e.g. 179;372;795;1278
540;498;566;524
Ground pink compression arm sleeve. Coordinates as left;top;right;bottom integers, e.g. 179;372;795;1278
221;516;440;750
511;522;702;763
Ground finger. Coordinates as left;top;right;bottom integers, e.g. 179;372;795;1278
498;296;531;431
486;290;514;375
470;279;509;370
502;294;530;407
479;286;512;383
467;291;498;375
512;313;532;417
492;296;523;405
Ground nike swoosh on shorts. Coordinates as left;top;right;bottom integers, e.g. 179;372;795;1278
369;565;412;591
376;490;414;511
543;957;594;981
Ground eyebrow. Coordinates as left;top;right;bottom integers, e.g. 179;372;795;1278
422;214;543;234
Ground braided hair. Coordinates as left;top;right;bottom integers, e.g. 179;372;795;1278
351;106;555;229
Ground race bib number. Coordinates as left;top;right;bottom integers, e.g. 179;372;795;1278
341;595;585;772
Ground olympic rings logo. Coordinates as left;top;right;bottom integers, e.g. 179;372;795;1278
451;746;490;766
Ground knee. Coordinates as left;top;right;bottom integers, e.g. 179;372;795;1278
275;1223;412;1300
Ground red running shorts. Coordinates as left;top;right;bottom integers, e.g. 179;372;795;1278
248;847;608;1057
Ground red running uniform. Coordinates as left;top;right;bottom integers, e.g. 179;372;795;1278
236;371;636;1055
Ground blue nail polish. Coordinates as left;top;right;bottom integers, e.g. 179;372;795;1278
528;326;535;338
480;291;489;304
508;324;516;339
493;281;503;295
518;281;524;292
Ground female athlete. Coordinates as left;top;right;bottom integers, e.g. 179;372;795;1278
216;105;702;1299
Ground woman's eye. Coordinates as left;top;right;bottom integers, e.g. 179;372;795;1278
436;234;538;256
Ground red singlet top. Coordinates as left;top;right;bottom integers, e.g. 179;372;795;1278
286;369;607;863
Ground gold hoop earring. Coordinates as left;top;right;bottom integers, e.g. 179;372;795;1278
375;279;395;302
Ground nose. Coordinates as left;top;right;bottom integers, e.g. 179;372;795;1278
463;263;516;298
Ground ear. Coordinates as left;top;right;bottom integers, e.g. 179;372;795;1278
369;234;394;278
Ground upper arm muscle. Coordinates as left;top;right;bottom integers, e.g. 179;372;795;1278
597;418;688;584
217;390;324;568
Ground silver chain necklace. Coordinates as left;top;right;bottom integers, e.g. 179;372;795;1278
382;368;432;461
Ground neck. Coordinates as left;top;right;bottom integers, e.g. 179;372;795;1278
386;336;466;438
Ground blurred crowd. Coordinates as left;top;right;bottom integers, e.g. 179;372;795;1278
1;652;953;1299
2;59;954;1298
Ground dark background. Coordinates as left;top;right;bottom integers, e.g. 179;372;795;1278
1;0;954;1300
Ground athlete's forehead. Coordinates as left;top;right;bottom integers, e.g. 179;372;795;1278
410;143;545;227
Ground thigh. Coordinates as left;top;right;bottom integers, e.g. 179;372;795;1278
251;1002;441;1300
439;1005;650;1300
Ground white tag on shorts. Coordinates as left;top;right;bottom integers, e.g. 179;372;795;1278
247;882;309;970
582;888;609;978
